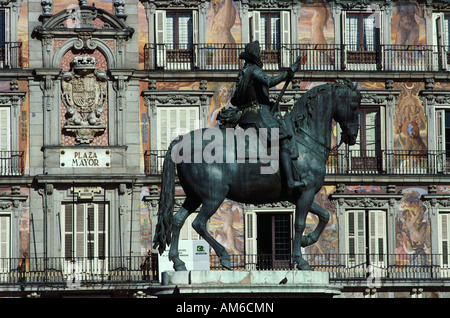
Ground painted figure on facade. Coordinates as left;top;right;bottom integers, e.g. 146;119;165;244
153;67;361;271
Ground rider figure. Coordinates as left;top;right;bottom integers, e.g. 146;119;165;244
226;41;304;190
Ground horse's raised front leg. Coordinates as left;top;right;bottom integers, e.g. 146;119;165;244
169;198;201;271
292;189;316;270
192;198;231;270
301;202;330;247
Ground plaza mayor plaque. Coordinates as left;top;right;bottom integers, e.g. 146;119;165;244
60;149;111;168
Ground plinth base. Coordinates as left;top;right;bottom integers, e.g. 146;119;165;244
150;270;342;298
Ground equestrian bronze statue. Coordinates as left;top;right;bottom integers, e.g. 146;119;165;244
153;41;361;271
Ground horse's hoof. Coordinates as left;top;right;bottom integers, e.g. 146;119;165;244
220;259;232;270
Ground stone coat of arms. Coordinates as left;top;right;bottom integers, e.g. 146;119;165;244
61;56;107;143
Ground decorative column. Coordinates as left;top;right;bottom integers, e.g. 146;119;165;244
238;0;250;43
110;69;133;146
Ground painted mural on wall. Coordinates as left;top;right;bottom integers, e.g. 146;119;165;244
391;0;426;46
299;1;334;44
209;200;244;255
304;186;338;261
393;82;427;152
396;187;431;266
206;0;241;67
207;0;241;44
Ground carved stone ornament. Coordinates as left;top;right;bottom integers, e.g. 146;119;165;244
61;56;107;144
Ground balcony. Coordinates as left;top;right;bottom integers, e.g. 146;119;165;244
0;42;22;69
0;253;448;289
145;149;450;176
211;253;450;282
326;149;450;175
143;43;447;73
0;151;24;176
0;255;159;287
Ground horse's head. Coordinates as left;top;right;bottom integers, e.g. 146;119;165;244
333;80;361;146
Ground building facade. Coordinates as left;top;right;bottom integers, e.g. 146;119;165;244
1;0;450;297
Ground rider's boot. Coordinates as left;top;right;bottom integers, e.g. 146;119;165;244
280;149;305;190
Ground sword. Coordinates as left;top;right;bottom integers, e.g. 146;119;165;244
273;73;291;119
273;56;299;117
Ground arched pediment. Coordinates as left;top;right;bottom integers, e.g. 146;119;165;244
43;6;129;30
32;6;134;41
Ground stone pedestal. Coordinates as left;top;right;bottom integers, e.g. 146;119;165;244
151;270;342;298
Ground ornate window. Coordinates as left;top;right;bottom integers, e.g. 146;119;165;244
420;90;450;174
347;107;382;173
433;11;450;70
331;191;402;271
0;214;9;267
0;92;26;176
439;211;450;266
342;10;381;70
61;202;108;260
250;10;291;68
346;209;387;265
329;89;399;175
154;9;198;70
142;89;214;174
422;193;450;273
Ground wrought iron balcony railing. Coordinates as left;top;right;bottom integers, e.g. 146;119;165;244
0;255;159;286
1;253;448;287
145;149;450;176
0;151;24;176
143;43;448;73
326;149;450;175
0;42;22;69
210;253;450;282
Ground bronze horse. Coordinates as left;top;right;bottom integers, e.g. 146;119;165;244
153;81;361;271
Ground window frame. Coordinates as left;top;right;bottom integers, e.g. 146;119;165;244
61;202;109;260
345;209;387;266
342;10;381;70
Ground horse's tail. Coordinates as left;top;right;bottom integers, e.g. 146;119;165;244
152;140;177;255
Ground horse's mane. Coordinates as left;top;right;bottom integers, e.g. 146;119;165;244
291;83;337;121
289;80;356;129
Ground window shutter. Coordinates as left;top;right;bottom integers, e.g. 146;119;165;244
192;10;199;67
98;204;106;258
347;210;365;263
436;14;447;70
369;210;386;264
76;204;85;258
155;10;167;68
0;107;10;152
280;11;291;68
157;107;200;151
440;213;450;265
436;110;446;173
251;11;261;43
64;204;73;259
0;216;9;259
244;212;257;269
63;203;108;259
345;15;358;50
